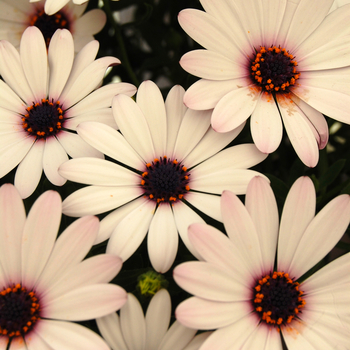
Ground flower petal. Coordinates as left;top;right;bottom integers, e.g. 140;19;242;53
158;321;196;350
185;192;221;222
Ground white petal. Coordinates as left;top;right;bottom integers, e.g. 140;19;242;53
44;0;70;15
0;184;25;285
34;319;110;350
21;191;62;290
0;79;25;113
112;94;155;162
48;29;74;99
211;86;260;132
14;139;44;199
106;198;155;261
43;284;127;320
74;9;107;36
59;158;139;186
62;185;142;217
136;81;167;157
185;192;221;222
43;136;68;186
158;321;196;350
25;331;53;350
120;293;146;350
148;204;178;273
251;92;283;154
20;27;47;101
182;332;212;350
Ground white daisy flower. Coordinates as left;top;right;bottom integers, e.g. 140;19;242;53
97;289;211;350
59;80;268;273
179;0;350;167
0;183;127;350
174;176;350;349
0;26;136;198
0;0;106;51
29;0;88;16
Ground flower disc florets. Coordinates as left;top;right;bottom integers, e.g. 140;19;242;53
21;99;64;139
0;284;40;338
141;156;190;204
29;9;70;47
253;271;306;329
251;46;300;93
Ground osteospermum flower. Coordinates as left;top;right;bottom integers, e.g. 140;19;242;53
179;0;350;167
174;176;350;349
0;0;106;51
0;26;136;198
29;0;88;16
59;80;267;272
97;289;211;350
0;183;127;350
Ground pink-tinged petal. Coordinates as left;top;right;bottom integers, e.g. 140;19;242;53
292;83;350;125
172;201;205;260
59;40;99;99
14;139;44;199
43;136;68;186
183;122;245;169
148;204;178;273
288;194;350;279
277;94;319;167
0;184;25;285
178;9;245;62
57;131;103;159
62;185;142;217
0;134;34;179
198;314;260;350
35;216;99;293
136;81;167;157
59;56;120;108
106;198;155;261
120;293;146;350
173;261;248;302
43;284;127;320
188;223;252;285
20;27;47;101
184;77;252;110
183;332;212;350
290;94;329;150
25;331;52;350
180;50;245;80
296;5;350;70
283;0;333;53
77;121;144;169
185;192;221;222
302;252;350;293
34;319;110;350
0;38;33;104
175;296;251;330
43;254;122;301
44;0;70;15
112;94;155;162
145;289;171;350
59;158;138;186
97;199;145;244
48;29;74;100
245;177;279;274
211;86;260;132
172;109;211;161
251;92;283;154
0;80;25;113
221;190;264;277
67;82;136;117
21;191;61;290
74;9;106;35
6;337;26;349
158;321;196;350
96;313;128;350
278;177;316;273
165;85;187;155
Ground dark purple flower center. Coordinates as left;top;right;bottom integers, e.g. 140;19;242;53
251;46;300;93
253;271;305;328
21;99;65;139
141;156;190;203
0;284;41;339
29;9;70;47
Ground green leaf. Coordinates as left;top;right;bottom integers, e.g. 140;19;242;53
318;159;346;189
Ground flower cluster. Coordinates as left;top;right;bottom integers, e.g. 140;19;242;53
0;0;349;349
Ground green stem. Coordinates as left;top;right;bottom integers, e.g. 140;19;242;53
103;0;140;87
